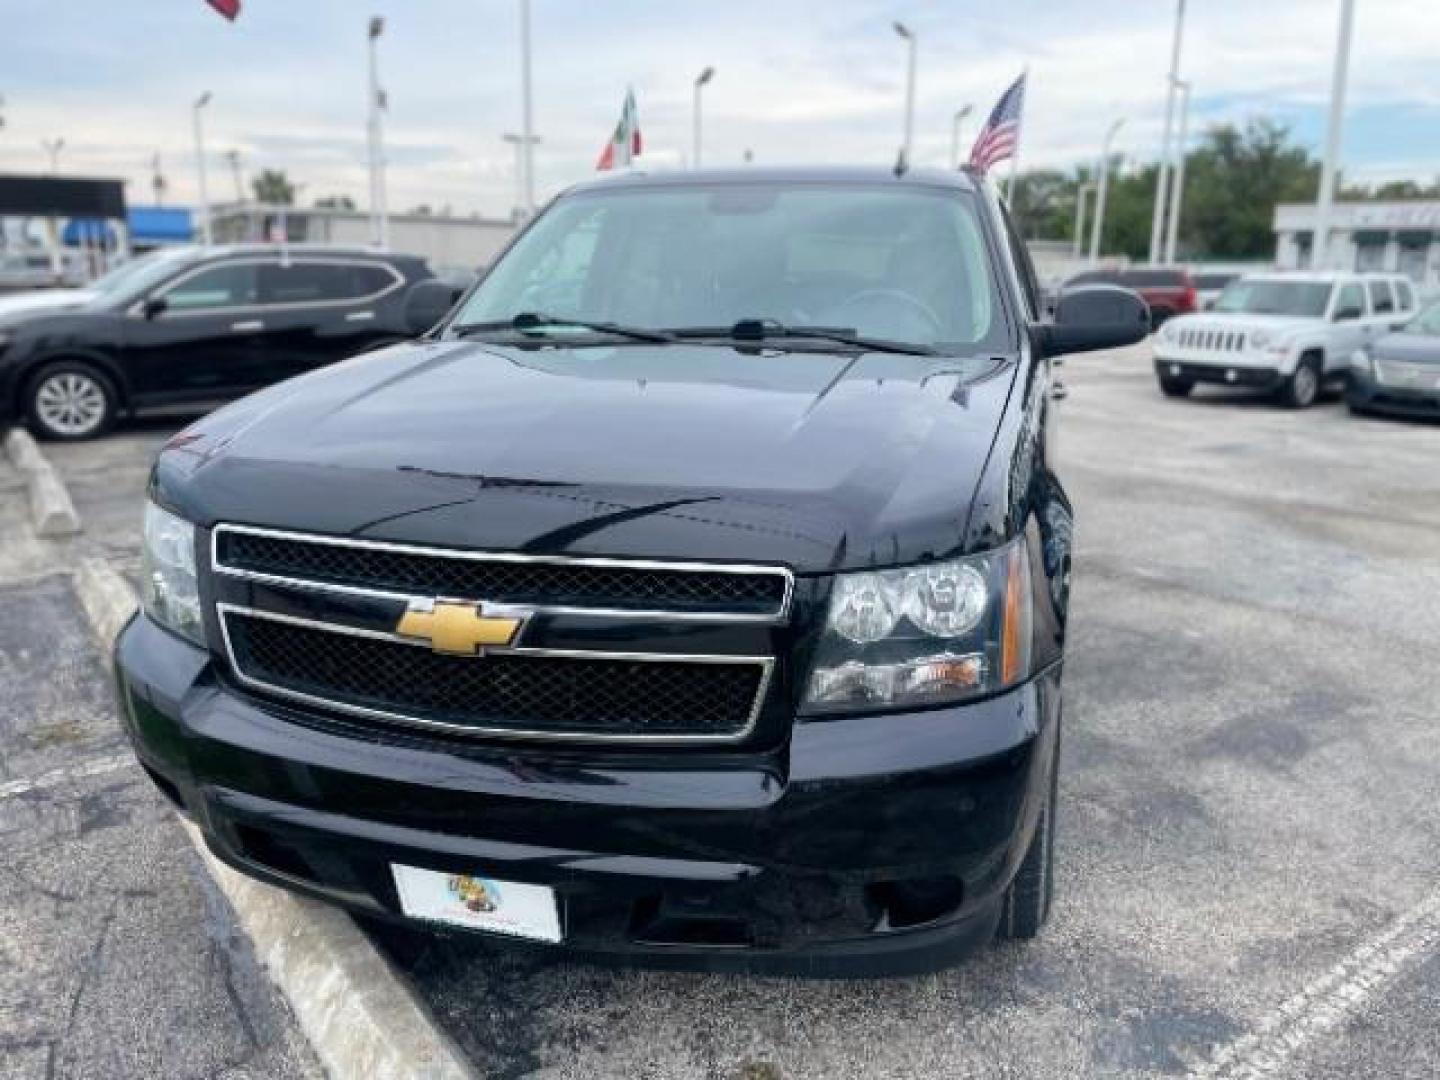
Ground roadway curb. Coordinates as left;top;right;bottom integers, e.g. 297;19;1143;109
3;427;82;537
73;556;475;1080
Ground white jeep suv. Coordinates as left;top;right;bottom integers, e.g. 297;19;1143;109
1151;272;1417;408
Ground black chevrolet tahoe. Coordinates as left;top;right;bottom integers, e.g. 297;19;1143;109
116;167;1146;975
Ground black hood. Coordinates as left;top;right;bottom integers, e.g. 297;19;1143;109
153;340;1017;573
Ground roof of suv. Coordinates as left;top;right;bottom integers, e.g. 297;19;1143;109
564;165;984;197
198;243;422;262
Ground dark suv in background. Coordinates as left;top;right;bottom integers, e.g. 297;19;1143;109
1066;267;1198;329
0;245;448;440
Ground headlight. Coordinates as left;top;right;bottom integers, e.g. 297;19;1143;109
803;537;1032;713
1248;329;1272;349
1160;321;1180;344
141;502;203;645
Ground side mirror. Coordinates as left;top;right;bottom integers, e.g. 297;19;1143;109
404;280;463;336
1037;284;1150;358
142;296;168;320
1333;306;1362;322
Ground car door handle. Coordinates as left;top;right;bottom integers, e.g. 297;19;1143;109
345;310;376;322
230;320;264;332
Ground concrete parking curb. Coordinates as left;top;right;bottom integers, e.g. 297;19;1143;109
73;556;475;1080
3;427;82;537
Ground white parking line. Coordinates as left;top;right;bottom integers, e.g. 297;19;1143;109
0;752;135;801
1190;888;1440;1079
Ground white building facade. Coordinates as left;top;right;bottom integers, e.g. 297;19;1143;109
1274;201;1440;289
210;203;518;274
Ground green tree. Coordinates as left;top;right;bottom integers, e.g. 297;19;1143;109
251;169;296;206
1010;119;1321;261
1179;119;1318;259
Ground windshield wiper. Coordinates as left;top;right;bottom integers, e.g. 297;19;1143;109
451;312;676;344
671;319;938;356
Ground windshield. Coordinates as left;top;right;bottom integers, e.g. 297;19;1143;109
1402;301;1440;336
1212;279;1331;318
88;248;200;296
94;248;204;306
451;183;1007;353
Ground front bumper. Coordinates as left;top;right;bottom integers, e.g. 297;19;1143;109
1153;356;1284;389
1348;370;1440;419
116;612;1060;976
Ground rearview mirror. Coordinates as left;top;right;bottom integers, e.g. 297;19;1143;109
404;280;464;336
142;296;168;320
1037;284;1150;358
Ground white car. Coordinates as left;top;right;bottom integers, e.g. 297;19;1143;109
1151;272;1418;408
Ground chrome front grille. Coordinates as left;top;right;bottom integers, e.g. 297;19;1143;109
1376;359;1440;388
210;524;789;744
213;524;792;620
220;606;771;743
1178;328;1247;353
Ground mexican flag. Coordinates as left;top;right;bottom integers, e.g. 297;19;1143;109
596;89;642;171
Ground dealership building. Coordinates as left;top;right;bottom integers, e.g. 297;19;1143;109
1274;200;1440;288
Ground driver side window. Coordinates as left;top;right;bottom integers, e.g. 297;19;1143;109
1333;283;1366;320
160;261;259;312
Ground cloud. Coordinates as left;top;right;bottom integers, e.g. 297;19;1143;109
2;0;1438;217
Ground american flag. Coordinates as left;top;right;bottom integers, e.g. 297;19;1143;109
969;73;1026;174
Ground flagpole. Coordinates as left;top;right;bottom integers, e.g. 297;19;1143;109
1003;66;1028;203
519;0;536;214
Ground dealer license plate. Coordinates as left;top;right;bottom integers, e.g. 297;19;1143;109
391;864;562;942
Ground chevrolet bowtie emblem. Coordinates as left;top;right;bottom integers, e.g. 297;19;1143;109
396;601;524;655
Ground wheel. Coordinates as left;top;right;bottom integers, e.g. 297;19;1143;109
1158;375;1194;398
1279;356;1321;409
24;361;119;440
996;746;1058;941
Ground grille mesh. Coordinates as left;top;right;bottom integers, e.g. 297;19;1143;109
217;530;787;615
225;612;765;740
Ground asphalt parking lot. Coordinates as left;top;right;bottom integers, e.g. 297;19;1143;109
4;341;1440;1079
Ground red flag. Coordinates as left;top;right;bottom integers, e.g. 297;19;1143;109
206;0;241;21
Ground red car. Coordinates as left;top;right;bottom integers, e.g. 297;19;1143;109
1067;267;1198;330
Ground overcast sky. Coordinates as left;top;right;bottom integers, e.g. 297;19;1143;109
3;0;1439;219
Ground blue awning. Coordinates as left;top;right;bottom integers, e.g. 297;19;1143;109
64;206;194;245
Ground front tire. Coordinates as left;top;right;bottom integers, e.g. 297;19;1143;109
1279;356;1321;410
995;750;1058;941
25;361;119;441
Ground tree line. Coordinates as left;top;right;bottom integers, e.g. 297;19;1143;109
1008;119;1440;262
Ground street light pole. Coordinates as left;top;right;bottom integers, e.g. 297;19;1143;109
41;137;66;278
893;22;916;169
1163;79;1191;265
1313;0;1356;270
518;0;536;214
225;149;245;204
192;92;213;246
692;66;715;169
41;137;64;173
1090;118;1125;264
367;16;389;248
1148;0;1186;264
950;104;974;170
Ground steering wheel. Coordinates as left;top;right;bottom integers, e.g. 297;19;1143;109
833;289;943;337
